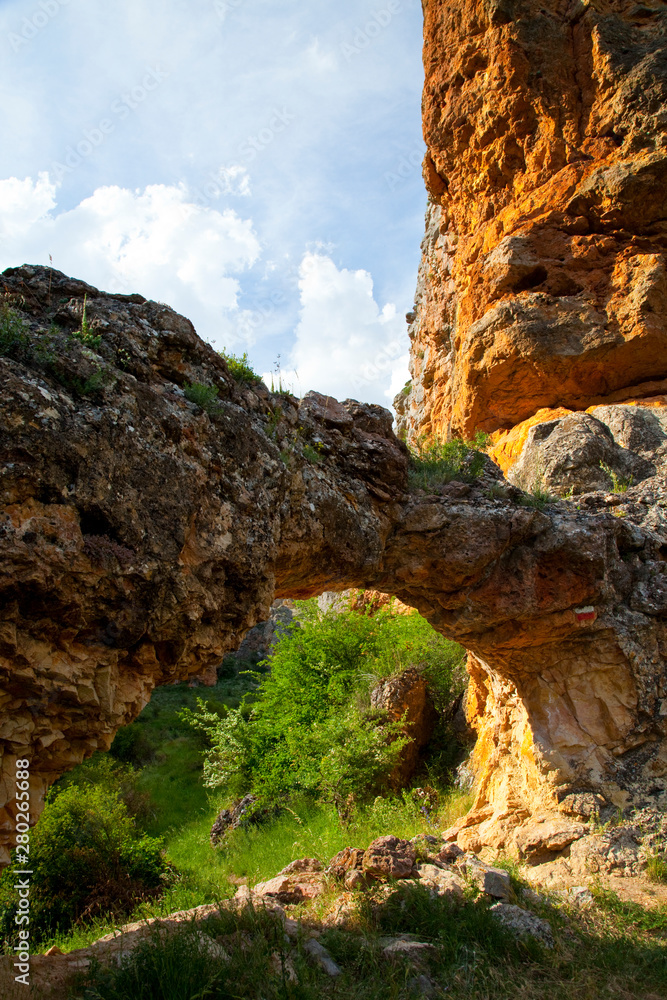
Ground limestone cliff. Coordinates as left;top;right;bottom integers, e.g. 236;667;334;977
397;0;667;447
2;265;667;862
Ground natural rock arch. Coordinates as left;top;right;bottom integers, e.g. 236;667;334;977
1;266;666;865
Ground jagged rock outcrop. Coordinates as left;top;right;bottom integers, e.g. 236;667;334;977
2;265;667;861
369;667;438;787
397;0;667;445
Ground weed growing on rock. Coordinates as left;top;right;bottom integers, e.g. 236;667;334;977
183;381;221;414
60;365;114;399
71;295;102;350
600;460;633;493
302;442;323;464
409;432;489;489
517;466;557;510
485;482;510;500
646;852;667;884
218;349;260;384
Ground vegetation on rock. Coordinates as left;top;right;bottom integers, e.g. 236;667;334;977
185;597;467;818
408;433;490;489
218;349;260;384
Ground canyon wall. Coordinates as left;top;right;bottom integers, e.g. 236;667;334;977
396;0;667;453
2;266;667;862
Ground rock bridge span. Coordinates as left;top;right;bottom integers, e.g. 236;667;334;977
1;266;666;864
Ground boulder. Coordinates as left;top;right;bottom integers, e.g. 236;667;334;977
303;939;342;978
558;794;607;821
280;858;323;875
461;857;511;902
569;827;646;878
506;413;653;497
246;873;327;905
514;819;586;858
435;842;464;865
362;836;417;880
416;864;465;900
210;795;258;846
328;847;365;880
490;904;554;949
381;937;437;962
344;870;366;890
370;668;438;786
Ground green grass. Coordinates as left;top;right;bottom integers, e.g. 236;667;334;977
600;460;633;494
163;788;473;900
40;772;472;957
647;852;667;885
517;472;557;510
408;434;489;490
69;878;667;1000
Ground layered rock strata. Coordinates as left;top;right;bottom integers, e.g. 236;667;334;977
2;266;667;859
397;0;667;445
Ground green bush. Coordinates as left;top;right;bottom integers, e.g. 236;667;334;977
218;349;260;384
0;303;30;358
109;723;156;768
185;597;466;813
0;782;168;945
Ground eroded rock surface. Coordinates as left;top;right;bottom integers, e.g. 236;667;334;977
397;0;667;444
2;265;667;861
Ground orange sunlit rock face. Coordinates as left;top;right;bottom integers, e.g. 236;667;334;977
397;0;667;444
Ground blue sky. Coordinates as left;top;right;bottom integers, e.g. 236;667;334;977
0;0;425;405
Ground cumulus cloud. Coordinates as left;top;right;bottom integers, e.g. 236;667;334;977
0;173;57;237
0;176;261;349
263;252;409;406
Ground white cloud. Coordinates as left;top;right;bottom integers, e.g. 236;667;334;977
0;176;261;350
262;252;409;406
0;173;57;237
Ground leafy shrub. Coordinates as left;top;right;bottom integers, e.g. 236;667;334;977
218;349;260;384
110;723;156;768
183;381;221;413
185;597;466;813
409;432;490;489
0;782;168;944
0;303;30;358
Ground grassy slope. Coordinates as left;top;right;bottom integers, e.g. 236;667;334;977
41;671;472;953
32;676;667;999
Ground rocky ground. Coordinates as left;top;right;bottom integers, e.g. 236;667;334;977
2;808;665;1000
